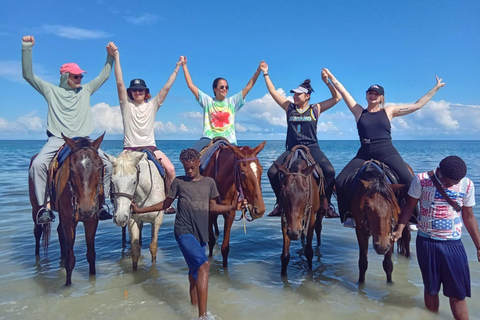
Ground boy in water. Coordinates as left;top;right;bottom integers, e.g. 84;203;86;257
393;156;480;320
132;148;245;319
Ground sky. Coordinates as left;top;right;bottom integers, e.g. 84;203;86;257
0;0;479;140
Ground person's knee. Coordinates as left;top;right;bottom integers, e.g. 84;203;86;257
200;260;210;272
164;162;176;177
323;166;335;182
30;157;47;177
267;164;277;181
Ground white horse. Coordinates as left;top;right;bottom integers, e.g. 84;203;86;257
107;151;165;270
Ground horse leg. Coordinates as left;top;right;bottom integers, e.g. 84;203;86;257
63;220;77;286
138;223;143;247
315;212;323;247
57;221;67;259
122;226;127;249
33;223;43;256
281;220;291;277
213;215;220;238
150;214;163;265
208;213;216;257
221;211;235;268
398;227;411;257
84;218;98;275
356;228;369;284
305;225;315;270
383;246;394;283
129;220;141;271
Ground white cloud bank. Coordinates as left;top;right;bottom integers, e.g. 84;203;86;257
2;100;480;140
40;25;111;40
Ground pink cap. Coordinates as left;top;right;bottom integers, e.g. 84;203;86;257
59;63;86;75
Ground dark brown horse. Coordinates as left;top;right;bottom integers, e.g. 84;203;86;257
203;141;266;267
275;159;321;276
350;161;410;284
29;134;106;286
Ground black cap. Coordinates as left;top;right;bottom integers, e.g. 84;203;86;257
366;84;384;96
128;79;148;90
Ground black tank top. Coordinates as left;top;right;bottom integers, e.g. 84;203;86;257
356;108;391;142
286;103;319;150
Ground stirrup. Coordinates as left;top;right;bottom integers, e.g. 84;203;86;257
267;205;281;217
36;207;55;225
98;203;113;220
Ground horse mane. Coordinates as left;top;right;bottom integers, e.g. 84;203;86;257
361;167;398;209
73;137;93;149
113;151;140;175
289;159;305;173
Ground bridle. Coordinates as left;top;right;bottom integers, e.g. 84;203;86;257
66;146;104;220
279;171;313;237
109;159;154;219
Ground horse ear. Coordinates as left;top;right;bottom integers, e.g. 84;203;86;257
253;141;266;155
301;164;316;176
132;152;146;165
228;144;244;159
92;132;105;150
274;162;288;175
105;154;116;164
62;133;76;150
360;179;371;189
391;184;407;197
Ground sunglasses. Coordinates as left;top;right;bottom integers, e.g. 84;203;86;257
70;75;84;80
218;85;229;90
132;89;145;93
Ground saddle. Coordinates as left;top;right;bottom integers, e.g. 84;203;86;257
141;149;166;179
344;160;399;194
199;137;230;173
281;145;325;193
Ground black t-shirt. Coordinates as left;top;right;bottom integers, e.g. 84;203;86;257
168;176;220;243
285;103;319;150
356;108;391;141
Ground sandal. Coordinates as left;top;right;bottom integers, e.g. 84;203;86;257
267;205;281;217
325;207;340;218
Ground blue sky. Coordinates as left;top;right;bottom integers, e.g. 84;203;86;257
1;0;479;140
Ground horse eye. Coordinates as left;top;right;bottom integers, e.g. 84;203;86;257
241;171;246;176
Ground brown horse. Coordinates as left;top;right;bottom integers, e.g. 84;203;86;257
203;141;266;267
29;134;106;286
350;161;410;284
275;159;320;276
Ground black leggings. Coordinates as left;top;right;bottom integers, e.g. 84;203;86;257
335;141;414;222
268;145;335;203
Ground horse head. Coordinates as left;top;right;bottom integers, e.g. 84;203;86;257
357;174;401;255
228;141;266;219
62;133;104;221
276;160;316;241
107;151;146;227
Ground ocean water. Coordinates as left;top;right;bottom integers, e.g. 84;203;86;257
0;139;479;320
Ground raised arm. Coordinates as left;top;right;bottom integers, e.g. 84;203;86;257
241;63;262;98
182;56;199;100
156;57;183;105
111;43;127;103
21;35;52;94
131;196;175;214
260;61;290;111
385;76;446;119
83;42;116;94
323;68;364;121
317;69;342;113
462;206;480;262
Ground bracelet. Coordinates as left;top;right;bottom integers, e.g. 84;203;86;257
263;73;269;77
174;70;178;74
326;82;331;86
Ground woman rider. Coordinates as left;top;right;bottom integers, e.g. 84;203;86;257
260;61;342;217
112;45;181;212
181;56;262;151
324;68;445;227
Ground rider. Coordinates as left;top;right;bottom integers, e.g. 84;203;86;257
112;46;182;213
259;61;342;217
22;35;116;223
181;56;262;151
324;68;445;227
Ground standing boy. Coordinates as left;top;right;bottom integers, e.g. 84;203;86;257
393;156;480;320
132;148;245;319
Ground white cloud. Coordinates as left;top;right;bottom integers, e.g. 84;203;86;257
179;123;189;132
126;14;160;25
241;89;289;127
235;122;247;132
40;25;111;40
0;60;54;83
91;103;124;134
0;112;45;134
182;111;203;119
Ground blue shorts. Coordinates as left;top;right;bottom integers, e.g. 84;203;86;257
176;233;208;280
416;235;471;299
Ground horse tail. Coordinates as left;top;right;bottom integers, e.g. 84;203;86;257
42;223;51;254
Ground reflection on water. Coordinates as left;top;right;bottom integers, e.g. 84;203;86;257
0;140;479;320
